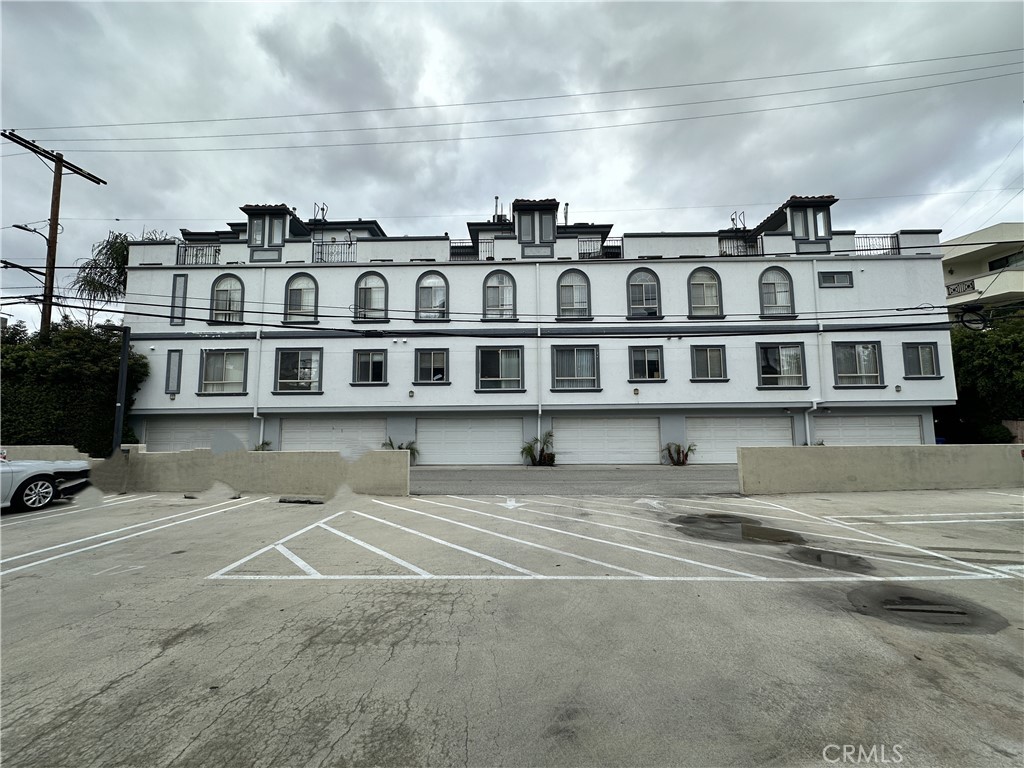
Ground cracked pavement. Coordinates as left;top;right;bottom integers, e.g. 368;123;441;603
1;486;1022;767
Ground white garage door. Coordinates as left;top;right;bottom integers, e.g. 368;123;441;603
416;418;523;465
280;417;387;459
552;417;661;464
686;416;793;464
145;416;250;452
813;415;922;446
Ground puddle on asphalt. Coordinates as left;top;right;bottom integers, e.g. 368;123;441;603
789;546;874;573
847;584;1009;634
669;514;805;545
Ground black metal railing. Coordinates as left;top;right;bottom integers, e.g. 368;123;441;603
855;234;899;255
312;241;357;263
718;237;763;256
176;244;220;265
579;237;623;259
449;239;495;261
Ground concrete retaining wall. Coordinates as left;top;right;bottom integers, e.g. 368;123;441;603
738;445;1024;494
2;445;91;461
75;446;409;497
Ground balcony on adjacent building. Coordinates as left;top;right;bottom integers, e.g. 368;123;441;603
312;241;357;263
176;244;220;265
578;237;623;259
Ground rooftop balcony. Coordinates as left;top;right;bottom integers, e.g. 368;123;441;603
854;234;900;255
449;239;495;261
578;237;623;259
312;241;356;263
176;244;220;265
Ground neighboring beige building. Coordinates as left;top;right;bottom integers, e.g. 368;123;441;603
942;222;1024;320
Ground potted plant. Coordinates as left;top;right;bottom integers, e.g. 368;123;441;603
662;442;697;466
521;430;555;466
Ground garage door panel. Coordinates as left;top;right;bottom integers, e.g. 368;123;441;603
145;417;250;452
417;418;523;465
280;417;387;459
686;417;793;464
813;416;922;446
553;417;660;464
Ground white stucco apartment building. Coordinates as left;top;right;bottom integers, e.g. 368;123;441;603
123;195;956;464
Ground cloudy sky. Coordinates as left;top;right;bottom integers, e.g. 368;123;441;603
2;1;1022;329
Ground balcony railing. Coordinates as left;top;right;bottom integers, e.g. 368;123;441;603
719;237;763;256
855;234;899;255
312;241;356;263
176;244;220;265
449;239;495;261
579;237;623;259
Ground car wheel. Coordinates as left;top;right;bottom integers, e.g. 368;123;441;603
17;477;56;510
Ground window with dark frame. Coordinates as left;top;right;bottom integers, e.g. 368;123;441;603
353;350;387;384
416;272;448;319
170;274;187;325
518;212;534;243
903;342;940;378
552;346;599;390
211;275;243;323
628;269;660;317
355;272;387;319
691;346;727;380
483;271;515;318
630;347;663;380
759;268;794;316
415;349;449;383
834;342;882;386
688;268;722;316
276;349;322;392
558;270;590;317
165;350;182;394
818;271;853;288
478;347;522;390
284;274;317;322
758;343;805;387
200;350;246;393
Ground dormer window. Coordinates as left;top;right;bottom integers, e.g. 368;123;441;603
790;207;831;240
248;213;287;261
540;212;555;242
518;212;534;243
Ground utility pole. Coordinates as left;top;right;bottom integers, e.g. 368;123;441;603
1;130;107;336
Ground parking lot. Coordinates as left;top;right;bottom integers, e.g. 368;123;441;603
2;485;1022;767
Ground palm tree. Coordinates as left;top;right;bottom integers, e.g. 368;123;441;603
71;230;168;323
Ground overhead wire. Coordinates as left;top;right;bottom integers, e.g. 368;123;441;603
16;46;1023;131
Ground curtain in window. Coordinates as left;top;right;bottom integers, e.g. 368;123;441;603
213;278;242;322
485;273;514;317
499;349;520;388
629;271;658;315
204;352;244;392
760;269;792;315
689;269;720;315
357;275;385;318
555;348;595;388
837;344;879;384
558;273;589;316
417;274;447;318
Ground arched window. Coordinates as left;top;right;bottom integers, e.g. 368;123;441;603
759;267;794;316
284;273;317;322
416;271;448;319
211;274;243;323
627;268;661;318
557;269;591;318
688;268;722;317
483;270;516;319
354;272;387;320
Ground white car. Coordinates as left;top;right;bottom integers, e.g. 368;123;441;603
0;458;92;511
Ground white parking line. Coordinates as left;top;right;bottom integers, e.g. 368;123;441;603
987;492;1024;498
361;501;653;577
0;495;157;528
208;573;1007;583
1;498;269;576
856;518;1024;525
399;499;765;579
319;521;434;576
1;498;250;564
448;495;883;574
348;513;537;576
275;544;322;577
758;499;1007;578
828;510;1024;519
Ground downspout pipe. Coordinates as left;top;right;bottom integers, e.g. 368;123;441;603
535;262;542;443
253;267;267;448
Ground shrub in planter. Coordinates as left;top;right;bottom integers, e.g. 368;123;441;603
662;442;697;466
382;436;420;464
522;430;555;466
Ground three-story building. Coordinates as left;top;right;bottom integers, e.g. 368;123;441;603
123;195;956;464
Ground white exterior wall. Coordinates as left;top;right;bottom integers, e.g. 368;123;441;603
124;205;956;462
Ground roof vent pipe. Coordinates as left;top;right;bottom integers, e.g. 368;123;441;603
564;203;569;225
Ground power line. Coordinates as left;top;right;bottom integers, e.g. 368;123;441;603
941;136;1024;228
55;71;1024;155
41;61;1023;144
15;47;1023;131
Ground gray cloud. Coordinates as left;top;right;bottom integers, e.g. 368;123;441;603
2;1;1021;330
